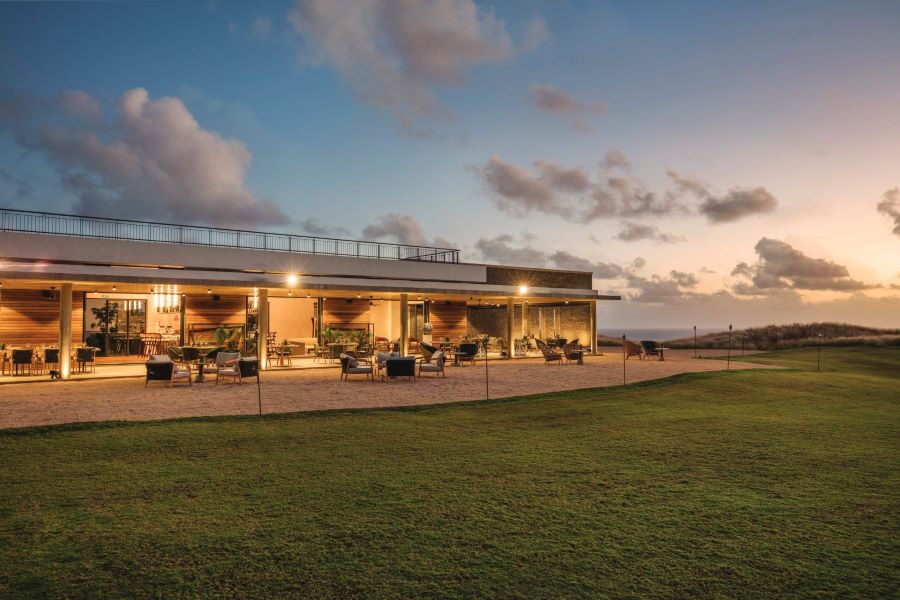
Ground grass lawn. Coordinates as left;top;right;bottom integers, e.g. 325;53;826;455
1;347;898;598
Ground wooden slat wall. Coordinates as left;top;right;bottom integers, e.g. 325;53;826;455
184;294;246;331
0;289;84;346
429;301;467;341
323;298;370;329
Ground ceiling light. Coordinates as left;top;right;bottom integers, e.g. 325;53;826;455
519;285;528;294
286;273;299;287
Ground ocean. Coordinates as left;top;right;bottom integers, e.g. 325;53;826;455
598;328;719;342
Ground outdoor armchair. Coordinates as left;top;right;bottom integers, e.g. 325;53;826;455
217;357;258;385
456;342;479;366
340;353;374;381
145;354;191;386
536;339;563;365
205;352;241;378
384;356;416;382
623;339;644;360
419;342;439;361
639;340;667;361
418;350;446;377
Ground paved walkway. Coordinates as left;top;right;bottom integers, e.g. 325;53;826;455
0;349;773;429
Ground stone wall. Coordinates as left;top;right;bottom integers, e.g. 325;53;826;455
466;305;524;339
526;304;591;345
485;266;593;290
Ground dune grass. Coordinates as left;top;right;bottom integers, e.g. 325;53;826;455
1;347;898;598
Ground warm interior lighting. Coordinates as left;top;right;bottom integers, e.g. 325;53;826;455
286;273;299;287
519;285;528;294
207;289;211;294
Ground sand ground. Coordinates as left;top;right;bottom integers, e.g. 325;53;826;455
0;349;772;429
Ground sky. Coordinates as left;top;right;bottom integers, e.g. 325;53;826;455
1;0;899;328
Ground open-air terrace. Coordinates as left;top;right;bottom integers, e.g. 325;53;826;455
0;348;772;429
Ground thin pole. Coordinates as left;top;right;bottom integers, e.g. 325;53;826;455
817;334;822;372
727;324;732;371
693;325;697;358
741;333;745;356
774;325;778;352
622;334;626;385
484;337;489;400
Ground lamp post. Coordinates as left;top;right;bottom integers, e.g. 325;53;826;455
727;324;733;371
622;334;627;385
693;325;697;358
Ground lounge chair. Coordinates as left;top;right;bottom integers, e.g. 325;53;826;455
640;340;667;361
340;353;374;381
419;342;438;362
623;339;644;360
562;342;584;364
536;340;563;365
217;358;259;385
384;356;416;382
418;350;446;377
204;352;241;381
43;348;60;375
145;355;192;386
455;342;478;366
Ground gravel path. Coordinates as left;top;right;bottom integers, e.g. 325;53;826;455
0;349;773;429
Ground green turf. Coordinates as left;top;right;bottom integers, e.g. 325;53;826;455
1;347;898;598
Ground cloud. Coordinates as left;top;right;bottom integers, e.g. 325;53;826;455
520;15;550;53
603;149;630;171
731;238;875;294
362;213;455;248
299;217;350;238
666;170;777;223
479;153;778;226
473;235;627;279
548;251;624;279
699;187;778;223
479;154;685;222
58;90;101;121
528;83;605;130
877;188;900;236
533;160;591;193
288;0;512;128
615;221;684;243
478;155;567;217
626;270;698;303
7;87;288;227
473;234;547;266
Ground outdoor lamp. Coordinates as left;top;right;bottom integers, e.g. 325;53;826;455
519;285;528;294
286;273;299;287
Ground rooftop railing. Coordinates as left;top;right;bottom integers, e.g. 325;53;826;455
0;208;460;263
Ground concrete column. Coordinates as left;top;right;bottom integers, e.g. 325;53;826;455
59;283;72;379
506;297;514;357
520;303;527;338
399;293;409;355
590;300;598;354
258;288;269;369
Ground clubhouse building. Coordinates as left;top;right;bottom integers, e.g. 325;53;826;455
0;209;618;379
